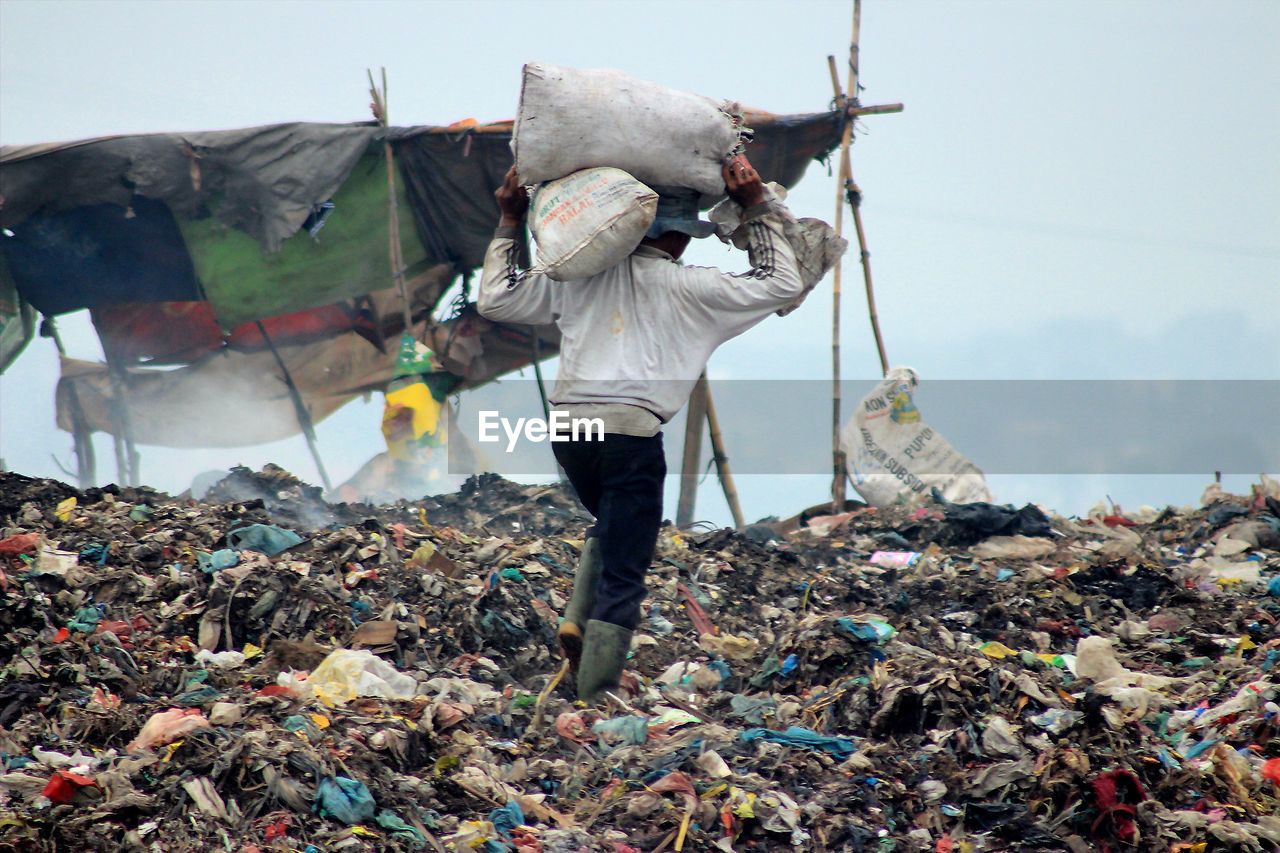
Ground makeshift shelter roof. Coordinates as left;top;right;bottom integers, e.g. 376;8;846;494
0;110;844;451
1;111;842;329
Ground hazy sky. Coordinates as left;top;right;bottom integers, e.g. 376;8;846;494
1;0;1276;521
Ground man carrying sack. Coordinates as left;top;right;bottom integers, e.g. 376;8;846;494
478;155;808;701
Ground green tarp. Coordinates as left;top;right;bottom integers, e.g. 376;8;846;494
180;151;430;329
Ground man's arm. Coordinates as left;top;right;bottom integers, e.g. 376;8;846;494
678;157;805;316
476;167;555;325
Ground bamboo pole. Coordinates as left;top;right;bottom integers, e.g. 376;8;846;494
531;332;552;423
703;382;745;529
255;321;333;492
103;353;139;486
43;317;96;487
836;7;890;377
368;68;415;336
848;103;904;117
851;179;889;375
827;3;859;515
530;329;569;487
676;375;709;526
829;0;893;513
835;3;890;377
110;426;128;485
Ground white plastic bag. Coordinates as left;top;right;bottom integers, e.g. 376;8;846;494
969;536;1057;560
841;367;992;506
305;648;419;707
514;62;743;195
529;167;657;281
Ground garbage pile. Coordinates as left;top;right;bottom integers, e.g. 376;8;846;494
2;466;1279;853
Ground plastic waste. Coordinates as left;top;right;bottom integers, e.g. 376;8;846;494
970;535;1056;560
981;716;1024;759
199;549;240;573
208;702;242;726
1030;708;1084;735
66;604;104;633
646;606;675;636
195;649;246;668
869;550;921;568
375;809;426;845
314;776;376;825
835;616;897;643
937;492;1053;543
1075;635;1175;710
489;800;525;838
41;769;97;804
227;523;303;556
182;776;232;821
591;716;648;753
127;708;212;752
304;649;420;707
3;467;1280;851
728;694;777;726
739;726;857;759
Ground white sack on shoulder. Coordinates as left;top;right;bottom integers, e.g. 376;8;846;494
529;168;657;281
514;63;744;196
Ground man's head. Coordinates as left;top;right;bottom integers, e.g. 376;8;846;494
646;187;714;240
639;230;693;259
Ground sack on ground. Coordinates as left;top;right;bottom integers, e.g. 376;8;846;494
529;168;658;281
841;367;993;506
514;62;745;196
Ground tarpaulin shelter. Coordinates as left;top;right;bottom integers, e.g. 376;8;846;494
0;109;844;482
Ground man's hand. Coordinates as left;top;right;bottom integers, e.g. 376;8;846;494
496;166;529;227
723;155;765;209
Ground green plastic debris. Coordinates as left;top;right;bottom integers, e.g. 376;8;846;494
375;809;425;848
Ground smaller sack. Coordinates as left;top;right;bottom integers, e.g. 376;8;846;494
529;167;658;281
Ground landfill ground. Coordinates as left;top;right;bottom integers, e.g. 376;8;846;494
1;466;1278;853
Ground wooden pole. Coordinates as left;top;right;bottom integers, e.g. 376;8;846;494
368;68;415;336
827;3;859;515
531;328;569;487
848;103;904;117
255;321;333;492
103;353;139;486
850;0;861;101
851;179;889;375
837;4;890;376
703;382;745;529
531;331;552;423
44;317;96;487
829;0;893;513
676;374;709;526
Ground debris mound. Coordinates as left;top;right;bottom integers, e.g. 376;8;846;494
2;468;1278;852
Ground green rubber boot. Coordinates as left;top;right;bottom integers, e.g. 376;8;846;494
576;619;633;702
557;537;600;670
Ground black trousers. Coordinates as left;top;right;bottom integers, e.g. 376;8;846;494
552;433;665;631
